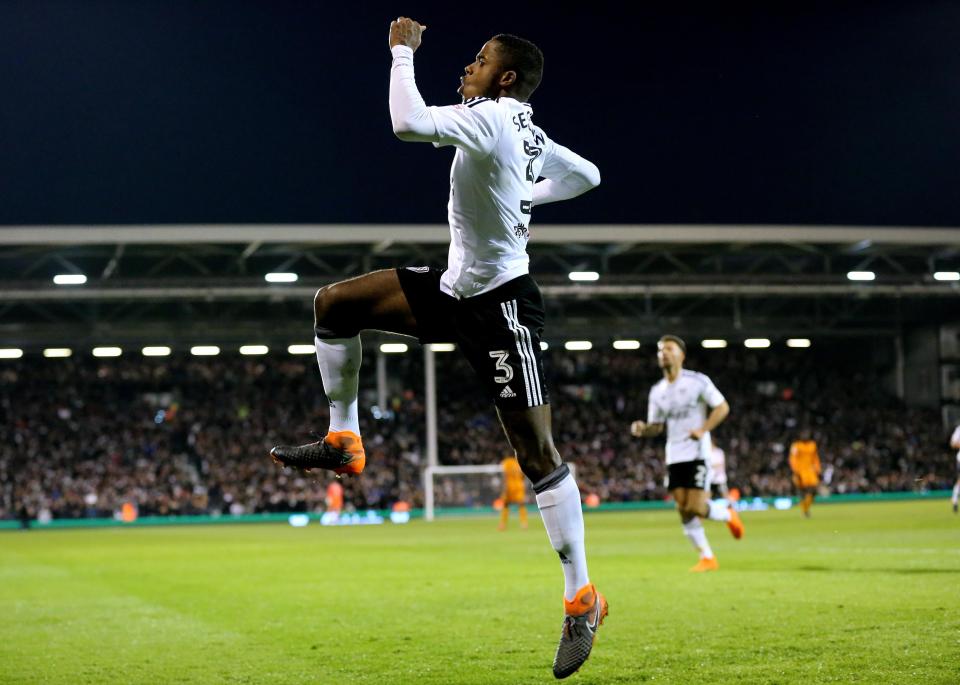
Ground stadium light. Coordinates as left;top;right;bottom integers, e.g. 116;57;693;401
53;274;87;285
43;348;72;358
568;271;599;282
744;338;771;349
934;271;960;282
564;341;593;351
540;341;549;351
239;345;269;355
92;347;122;357
142;346;172;357
190;346;220;356
613;340;640;350
701;339;727;349
288;344;316;355
846;271;875;281
429;343;456;352
380;343;408;354
0;348;24;359
787;338;812;348
265;272;298;283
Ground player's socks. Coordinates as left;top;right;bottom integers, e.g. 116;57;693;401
682;517;714;559
952;483;959;510
519;504;529;529
706;499;731;522
498;506;509;531
534;465;589;601
802;493;814;516
314;334;361;434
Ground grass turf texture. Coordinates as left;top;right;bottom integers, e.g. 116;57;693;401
1;500;958;684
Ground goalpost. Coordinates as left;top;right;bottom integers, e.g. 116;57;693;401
422;463;577;522
416;345;575;521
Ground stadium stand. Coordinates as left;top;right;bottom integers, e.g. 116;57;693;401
1;342;952;520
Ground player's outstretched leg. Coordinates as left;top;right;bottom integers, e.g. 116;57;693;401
500;405;607;679
705;498;744;539
534;466;608;679
271;270;418;475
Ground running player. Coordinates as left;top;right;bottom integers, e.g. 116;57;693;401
630;335;743;572
499;453;530;530
789;429;821;517
271;18;605;679
950;423;960;514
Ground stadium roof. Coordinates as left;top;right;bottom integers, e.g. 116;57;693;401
1;224;958;348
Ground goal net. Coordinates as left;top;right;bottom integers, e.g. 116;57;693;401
422;463;577;521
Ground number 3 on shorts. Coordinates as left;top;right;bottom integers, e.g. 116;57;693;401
694;464;707;489
489;350;513;384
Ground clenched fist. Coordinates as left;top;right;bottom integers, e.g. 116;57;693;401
389;16;427;52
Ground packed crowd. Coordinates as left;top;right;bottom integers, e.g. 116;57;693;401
0;341;954;520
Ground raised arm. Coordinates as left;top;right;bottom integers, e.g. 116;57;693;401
388;18;503;156
388;17;436;141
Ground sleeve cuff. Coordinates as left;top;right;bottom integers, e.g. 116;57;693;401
391;45;415;59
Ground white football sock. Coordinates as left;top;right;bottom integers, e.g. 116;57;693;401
952;483;959;505
682;518;714;559
535;472;590;601
314;335;361;434
706;499;732;522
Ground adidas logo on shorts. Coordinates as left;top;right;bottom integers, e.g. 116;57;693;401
499;385;517;399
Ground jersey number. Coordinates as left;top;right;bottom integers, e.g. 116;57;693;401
694;464;707;490
523;140;542;182
489;350;513;384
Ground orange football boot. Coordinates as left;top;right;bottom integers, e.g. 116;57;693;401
726;507;744;539
270;430;365;475
689;556;719;572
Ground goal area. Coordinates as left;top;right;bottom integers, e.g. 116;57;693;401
422;463;577;521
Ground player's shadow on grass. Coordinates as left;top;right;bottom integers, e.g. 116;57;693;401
792;565;959;574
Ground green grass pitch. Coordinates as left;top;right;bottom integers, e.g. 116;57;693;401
2;500;958;684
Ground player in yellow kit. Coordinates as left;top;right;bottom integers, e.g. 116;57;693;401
499;454;529;530
789;429;821;517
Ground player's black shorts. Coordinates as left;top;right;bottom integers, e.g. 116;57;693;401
710;483;726;499
666;459;709;491
396;267;549;411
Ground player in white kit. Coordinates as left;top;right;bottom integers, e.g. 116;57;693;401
271;18;605;679
950;424;960;513
631;335;744;572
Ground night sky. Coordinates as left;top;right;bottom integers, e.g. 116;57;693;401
1;1;958;227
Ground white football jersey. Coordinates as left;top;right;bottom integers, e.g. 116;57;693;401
952;425;960;463
648;370;726;465
709;446;727;485
427;97;588;298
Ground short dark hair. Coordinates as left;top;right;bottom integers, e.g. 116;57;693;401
659;334;687;355
491;33;544;100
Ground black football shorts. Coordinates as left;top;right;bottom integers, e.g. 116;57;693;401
666;459;709;491
396;267;550;411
